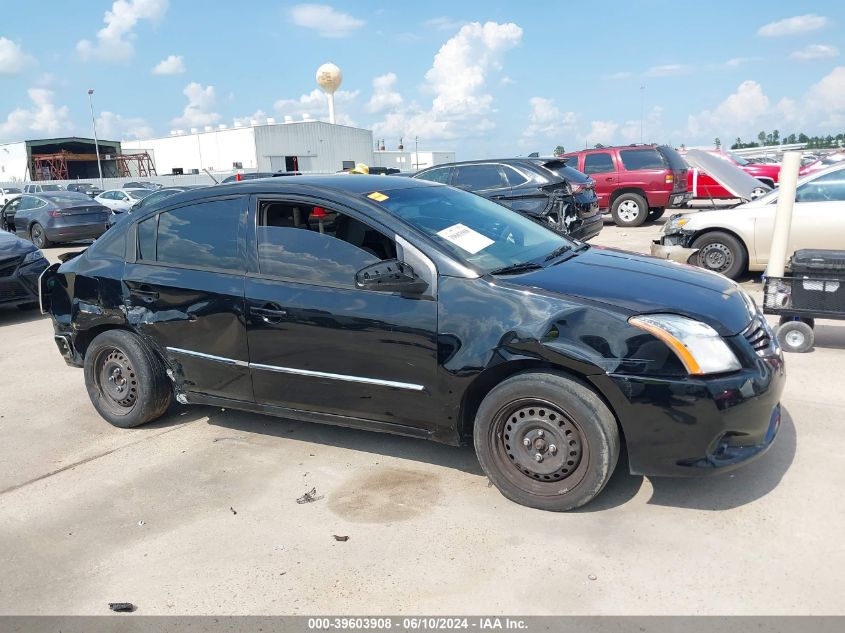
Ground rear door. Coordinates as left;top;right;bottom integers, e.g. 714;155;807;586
124;195;253;401
582;151;617;208
452;164;512;203
754;170;845;265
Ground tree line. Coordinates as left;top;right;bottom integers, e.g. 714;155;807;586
731;130;845;150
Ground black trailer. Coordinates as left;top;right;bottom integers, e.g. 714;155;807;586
764;249;845;352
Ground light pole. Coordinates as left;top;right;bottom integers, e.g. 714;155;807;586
639;85;645;143
414;136;419;170
87;89;104;190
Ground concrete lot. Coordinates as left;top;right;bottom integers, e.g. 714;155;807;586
1;218;844;615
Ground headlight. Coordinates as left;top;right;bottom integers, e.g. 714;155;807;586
629;314;741;375
664;215;691;233
21;249;45;265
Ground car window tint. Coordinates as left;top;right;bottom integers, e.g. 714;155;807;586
156;198;243;271
137;216;157;261
583;153;615;174
619;149;666;170
454;165;507;190
502;166;528;186
796;169;845;202
416;167;450;184
256;200;395;288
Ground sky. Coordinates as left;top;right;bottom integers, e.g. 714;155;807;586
0;0;844;158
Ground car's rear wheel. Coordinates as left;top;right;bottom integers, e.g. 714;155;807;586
30;223;52;249
647;208;665;221
473;371;619;511
691;231;747;279
84;330;173;428
610;193;648;227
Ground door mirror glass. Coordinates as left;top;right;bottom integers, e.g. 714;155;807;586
355;259;428;294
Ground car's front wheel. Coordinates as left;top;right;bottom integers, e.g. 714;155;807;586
84;330;173;428
691;231;748;279
473;371;620;512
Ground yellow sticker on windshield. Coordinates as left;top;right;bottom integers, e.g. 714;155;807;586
368;191;389;202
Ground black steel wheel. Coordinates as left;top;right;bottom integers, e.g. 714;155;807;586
474;371;619;511
30;223;52;248
691;231;747;279
84;330;172;428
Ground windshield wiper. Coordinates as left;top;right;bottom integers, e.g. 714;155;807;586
543;244;573;262
488;262;543;275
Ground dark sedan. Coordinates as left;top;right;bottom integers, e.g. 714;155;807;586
66;183;103;197
0;230;49;309
412;158;603;241
41;176;783;511
1;192;109;248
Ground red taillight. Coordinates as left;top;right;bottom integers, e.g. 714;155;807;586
48;209;61;218
665;174;674;184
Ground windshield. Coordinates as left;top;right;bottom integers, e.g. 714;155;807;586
374;185;574;273
127;189;154;200
726;151;749;166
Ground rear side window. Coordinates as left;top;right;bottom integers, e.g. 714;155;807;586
138;198;243;271
657;146;688;171
619;149;666;170
583;153;615;174
453;165;507;190
416;167;450;184
502;166;528;186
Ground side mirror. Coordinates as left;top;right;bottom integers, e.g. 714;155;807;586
355;259;428;294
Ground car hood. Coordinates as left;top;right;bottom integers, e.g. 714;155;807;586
0;230;38;256
500;246;753;336
685;149;772;201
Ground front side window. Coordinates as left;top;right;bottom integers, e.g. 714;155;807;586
138;198;243;271
583;153;615;174
416;167;450;184
453;165;507;191
256;201;396;288
619;149;665;171
796;169;845;203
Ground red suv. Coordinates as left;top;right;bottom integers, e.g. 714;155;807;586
563;145;690;227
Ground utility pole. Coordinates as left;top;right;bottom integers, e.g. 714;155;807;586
639;85;646;143
414;136;419;170
87;89;104;190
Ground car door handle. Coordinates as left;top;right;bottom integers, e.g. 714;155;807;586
129;286;159;302
250;304;287;323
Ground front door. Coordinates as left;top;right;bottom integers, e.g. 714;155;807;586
244;195;439;432
582;151;618;208
123;195;253;401
452;164;512;204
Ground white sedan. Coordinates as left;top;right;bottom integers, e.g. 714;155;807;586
653;163;845;279
95;188;154;213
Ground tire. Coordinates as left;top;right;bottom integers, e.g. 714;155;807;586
610;193;648;227
691;231;747;279
83;330;173;428
647;208;665;222
473;371;620;512
776;320;814;353
750;186;768;199
779;315;815;331
30;223;52;249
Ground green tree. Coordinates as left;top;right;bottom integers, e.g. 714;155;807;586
553;145;566;156
714;137;721;149
772;129;780;144
758;131;767;145
798;133;810;143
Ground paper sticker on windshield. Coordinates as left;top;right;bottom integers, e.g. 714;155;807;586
437;223;494;254
368;191;389;202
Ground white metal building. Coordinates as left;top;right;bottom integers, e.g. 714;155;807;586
122;120;374;176
372;150;456;172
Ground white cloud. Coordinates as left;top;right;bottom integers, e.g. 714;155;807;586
365;73;403;113
288;4;365;38
96;111;153;140
233;110;268;126
77;0;169;62
370;22;522;142
644;64;688;77
790;44;839;61
686;80;770;139
584;120;619;146
274;88;359;125
0;38;36;74
423;17;466;31
152;54;186;74
521;96;577;142
758;13;828;37
171;82;220;127
722;57;761;68
607;71;633;80
500;75;514;86
0;88;71;142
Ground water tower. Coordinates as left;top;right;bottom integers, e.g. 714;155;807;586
316;62;342;124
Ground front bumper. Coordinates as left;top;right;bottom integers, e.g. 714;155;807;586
590;350;785;477
650;230;697;263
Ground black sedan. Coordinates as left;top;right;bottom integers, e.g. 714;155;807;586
1;192;110;248
40;176;784;511
412;158;603;241
0;230;49;309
